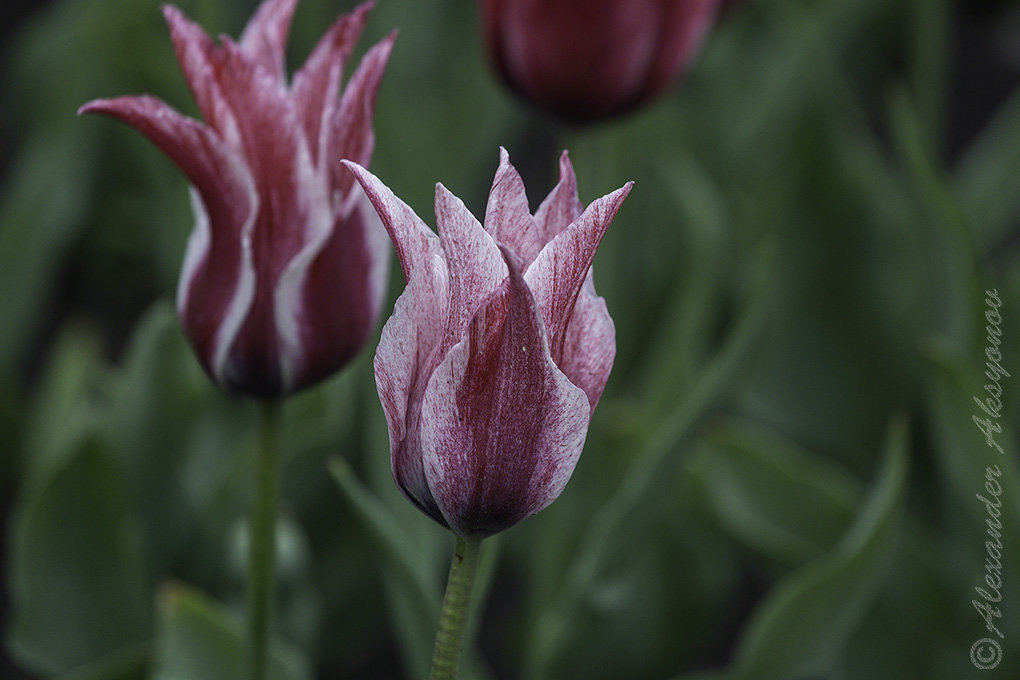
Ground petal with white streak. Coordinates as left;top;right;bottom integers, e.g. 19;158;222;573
483;148;542;264
281;187;390;391
209;38;328;394
162;5;240;146
533;150;583;244
291;1;372;166
349;168;450;521
342;160;441;283
374;257;450;525
420;248;590;538
558;274;616;411
434;183;507;354
524;182;632;367
329;34;396;198
239;0;299;82
78;95;258;389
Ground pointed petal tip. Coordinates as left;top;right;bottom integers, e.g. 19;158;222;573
161;3;199;33
371;30;398;60
160;3;180;21
76;95;160;119
77;100;103;116
339;158;367;176
557;150;576;181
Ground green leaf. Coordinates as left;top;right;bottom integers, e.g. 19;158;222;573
56;642;149;680
637;154;728;403
924;346;1020;599
694;419;861;566
21;325;105;494
730;416;910;680
0;130;93;376
889;89;984;353
151;583;309;680
523;243;775;680
103;301;211;572
955;87;1020;247
7;434;151;676
328;457;441;673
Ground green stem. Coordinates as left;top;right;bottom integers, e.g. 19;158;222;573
429;536;482;680
248;400;281;680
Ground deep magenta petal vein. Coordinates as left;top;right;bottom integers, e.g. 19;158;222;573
347;149;633;538
78;0;394;397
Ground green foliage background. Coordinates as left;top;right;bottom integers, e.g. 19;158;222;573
1;0;1019;678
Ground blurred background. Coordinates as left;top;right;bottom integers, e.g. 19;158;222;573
2;0;1019;678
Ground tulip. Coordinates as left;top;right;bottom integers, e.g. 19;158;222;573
79;0;395;397
481;0;722;121
344;149;632;539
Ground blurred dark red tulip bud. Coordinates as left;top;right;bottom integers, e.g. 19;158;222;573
80;0;395;397
481;0;723;122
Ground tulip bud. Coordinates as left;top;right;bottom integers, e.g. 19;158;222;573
79;0;394;396
480;0;722;122
345;149;632;537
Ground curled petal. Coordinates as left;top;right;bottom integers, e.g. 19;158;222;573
239;0;299;81
420;248;591;538
484;148;542;264
524;182;632;364
78;95;259;390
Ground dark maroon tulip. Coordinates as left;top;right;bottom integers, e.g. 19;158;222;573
481;0;722;122
79;0;394;396
344;149;632;538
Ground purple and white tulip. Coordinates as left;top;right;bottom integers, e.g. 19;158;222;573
79;0;394;396
345;149;632;538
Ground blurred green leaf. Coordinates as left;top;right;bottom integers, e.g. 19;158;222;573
637;154;728;403
694;419;861;565
955;86;1020;248
8;432;151;676
924;346;1020;605
20;324;105;494
729;416;909;680
524;243;774;680
57;642;150;680
906;0;950;143
150;583;309;680
103;302;210;572
329;456;440;673
0;130;93;378
889;90;984;352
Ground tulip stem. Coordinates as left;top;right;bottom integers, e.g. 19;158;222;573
247;399;281;680
429;535;483;680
